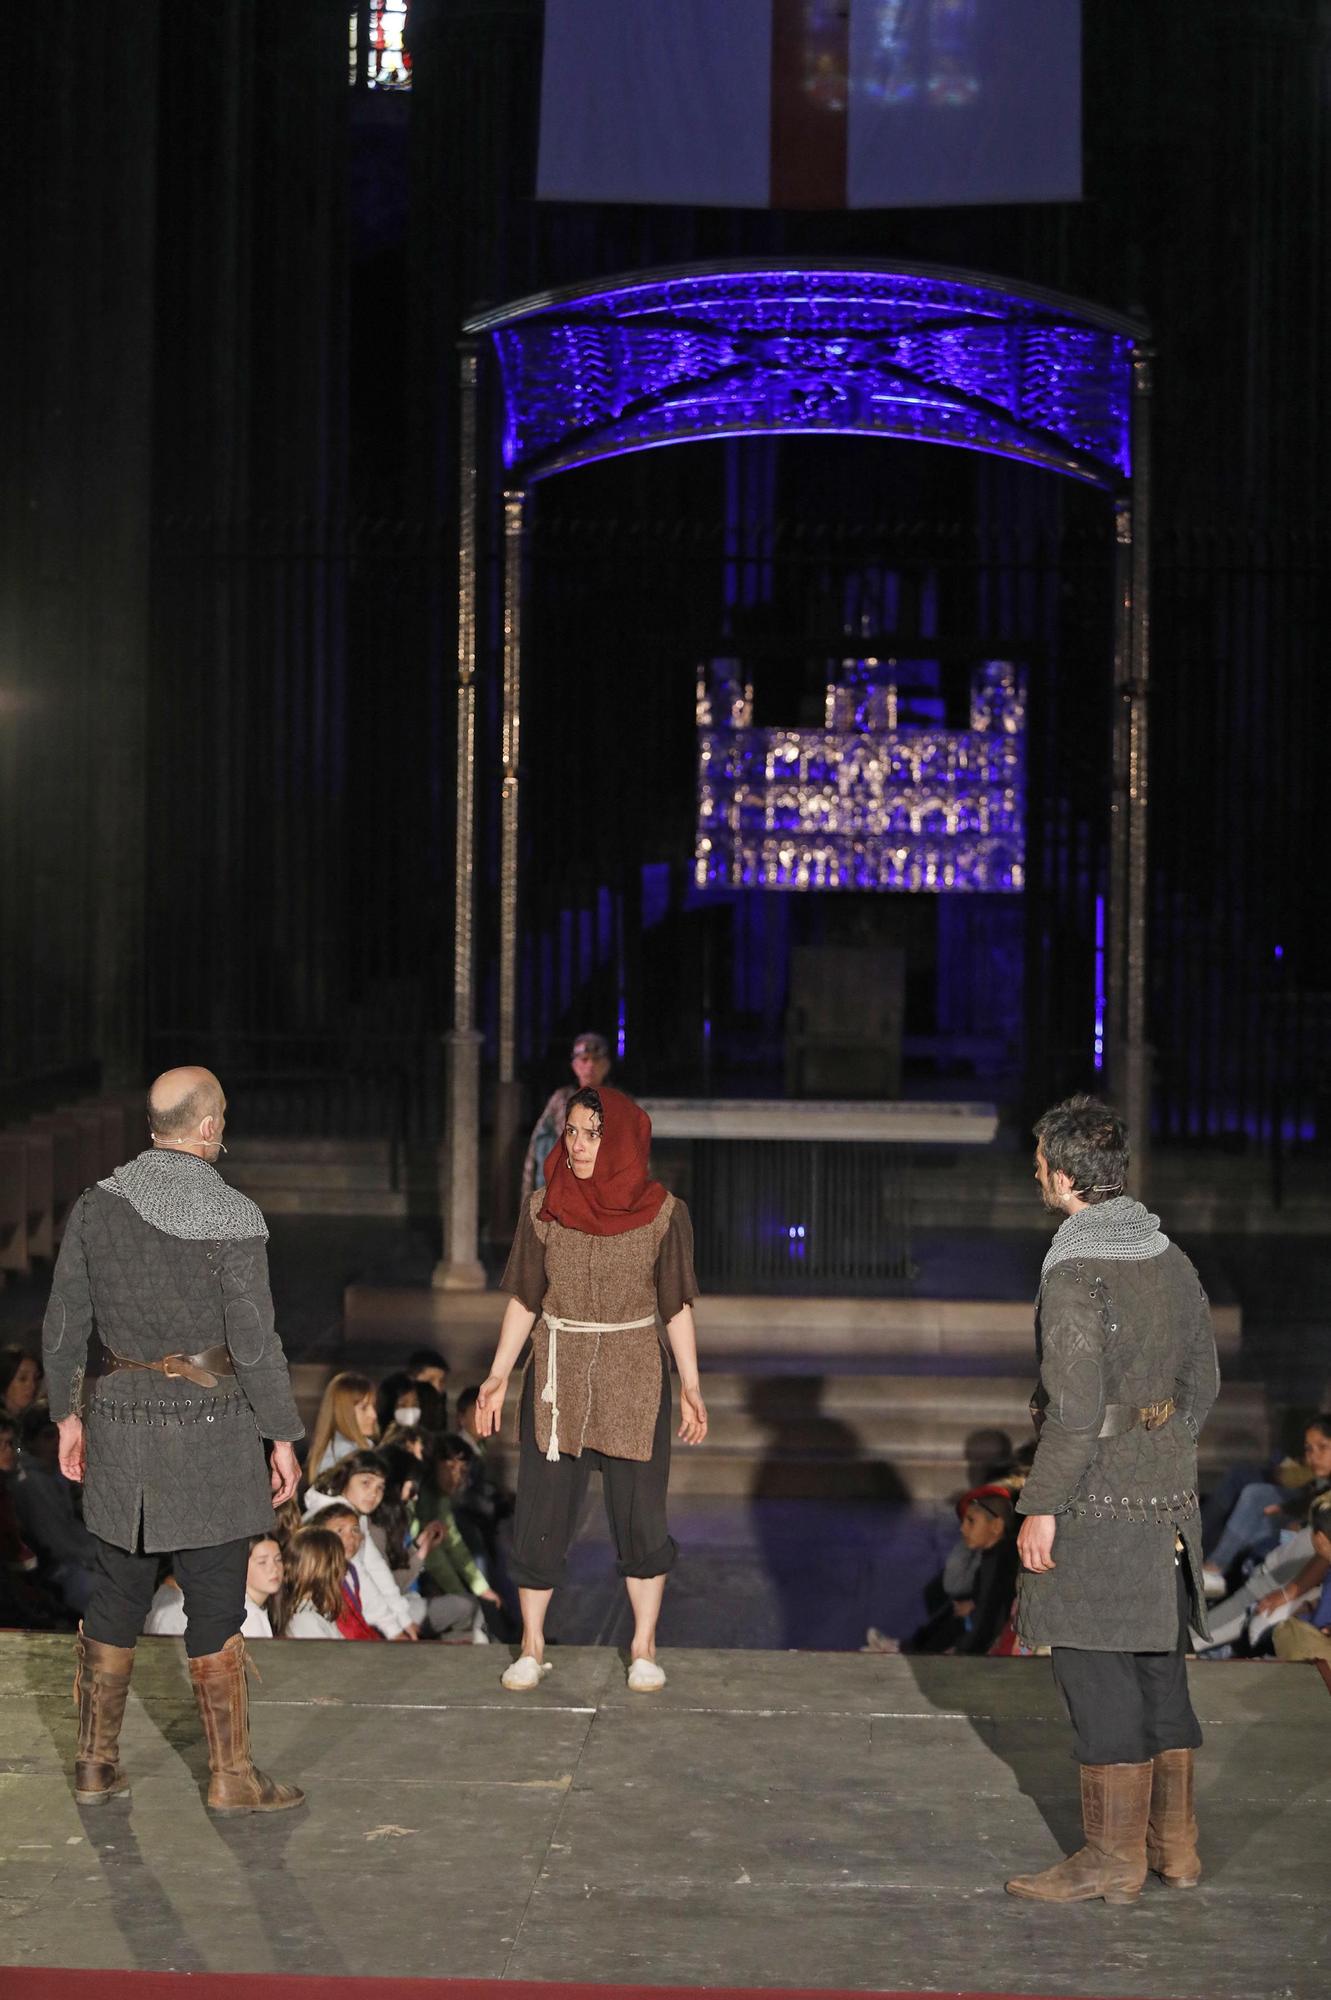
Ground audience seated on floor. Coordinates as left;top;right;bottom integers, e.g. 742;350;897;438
1202;1414;1331;1599
304;1450;421;1640
866;1485;1020;1658
8;1408;100;1616
145;1533;284;1640
1272;1493;1331;1664
306;1371;380;1477
277;1526;347;1639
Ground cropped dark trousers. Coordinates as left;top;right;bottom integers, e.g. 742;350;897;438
509;1353;677;1590
1051;1561;1203;1765
85;1534;250;1659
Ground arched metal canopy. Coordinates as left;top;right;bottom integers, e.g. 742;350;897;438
437;260;1152;1287
465;259;1147;493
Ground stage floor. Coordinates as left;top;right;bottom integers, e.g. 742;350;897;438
2;1636;1326;1999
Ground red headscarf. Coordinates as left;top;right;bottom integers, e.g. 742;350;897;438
538;1085;668;1237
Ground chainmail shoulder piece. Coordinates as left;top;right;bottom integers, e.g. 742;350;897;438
98;1150;269;1242
1040;1194;1168;1282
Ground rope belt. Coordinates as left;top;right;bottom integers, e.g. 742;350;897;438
541;1313;657;1462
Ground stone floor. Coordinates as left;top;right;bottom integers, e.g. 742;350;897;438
1;1635;1327;1997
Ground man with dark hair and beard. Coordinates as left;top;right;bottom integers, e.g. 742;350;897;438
1005;1095;1219;1905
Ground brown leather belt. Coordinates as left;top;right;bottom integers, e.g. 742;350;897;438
1030;1395;1177;1438
97;1344;235;1391
1099;1398;1176;1438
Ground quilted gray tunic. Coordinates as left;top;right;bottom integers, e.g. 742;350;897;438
41;1151;303;1554
1016;1239;1219;1654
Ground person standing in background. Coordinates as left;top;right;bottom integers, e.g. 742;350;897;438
520;1031;614;1200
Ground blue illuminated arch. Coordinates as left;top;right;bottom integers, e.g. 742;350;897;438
464;259;1145;492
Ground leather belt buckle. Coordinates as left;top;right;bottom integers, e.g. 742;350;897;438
1141;1399;1174;1432
163;1354;218;1390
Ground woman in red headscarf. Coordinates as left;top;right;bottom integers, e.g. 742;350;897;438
476;1086;707;1693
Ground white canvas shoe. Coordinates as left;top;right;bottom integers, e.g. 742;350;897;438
501;1655;552;1692
626;1657;666;1692
1201;1566;1227;1599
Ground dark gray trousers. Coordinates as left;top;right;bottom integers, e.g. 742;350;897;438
509;1354;677;1590
85;1535;249;1659
1051;1561;1203;1764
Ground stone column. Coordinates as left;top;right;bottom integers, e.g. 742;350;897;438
489;489;527;1238
435;346;486;1288
1123;348;1154;1185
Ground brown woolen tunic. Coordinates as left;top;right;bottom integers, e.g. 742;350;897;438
501;1190;698;1463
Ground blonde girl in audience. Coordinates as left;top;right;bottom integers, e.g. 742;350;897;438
144;1533;285;1641
277;1527;347;1639
306;1372;379;1476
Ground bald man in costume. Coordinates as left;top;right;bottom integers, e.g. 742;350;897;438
43;1069;306;1816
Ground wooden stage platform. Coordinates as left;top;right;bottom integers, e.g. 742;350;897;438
2;1635;1326;1999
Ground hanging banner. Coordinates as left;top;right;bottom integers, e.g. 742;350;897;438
537;0;1081;211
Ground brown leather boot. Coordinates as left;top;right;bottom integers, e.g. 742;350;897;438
1146;1748;1201;1886
73;1627;135;1805
1006;1761;1152;1904
188;1633;305;1816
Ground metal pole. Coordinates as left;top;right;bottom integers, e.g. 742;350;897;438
489;488;526;1236
1107;496;1133;1099
1124;347;1153;1183
435;342;486;1288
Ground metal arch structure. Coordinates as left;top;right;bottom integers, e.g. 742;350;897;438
435;260;1152;1286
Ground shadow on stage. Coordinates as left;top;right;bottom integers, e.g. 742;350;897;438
25;1638;341;1977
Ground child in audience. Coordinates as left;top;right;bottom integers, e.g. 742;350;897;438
0;1347;42;1421
866;1486;1019;1657
277;1527;347;1638
369;1443;443;1587
306;1372;379;1476
375;1372;424;1441
145;1533;284;1640
1203;1415;1331;1596
314;1501;384;1641
304;1451;421;1640
1273;1494;1331;1663
416;1432;506;1640
405;1348;450;1430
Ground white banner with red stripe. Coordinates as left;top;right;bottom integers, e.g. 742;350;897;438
537;0;1081;211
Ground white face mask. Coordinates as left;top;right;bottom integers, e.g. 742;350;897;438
393;1405;421;1429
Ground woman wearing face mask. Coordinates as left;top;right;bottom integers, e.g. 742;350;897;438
478;1086;707;1693
303;1451;421;1641
144;1533;285;1641
375;1372;424;1443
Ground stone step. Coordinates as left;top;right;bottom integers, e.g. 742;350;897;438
289;1358;1265;1503
341;1283;1242;1361
242;1185;410;1217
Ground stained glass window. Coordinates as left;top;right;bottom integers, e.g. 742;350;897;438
349;2;411;91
